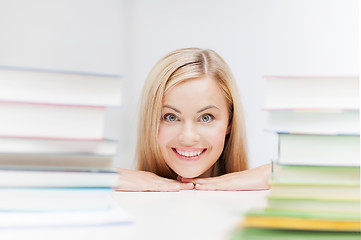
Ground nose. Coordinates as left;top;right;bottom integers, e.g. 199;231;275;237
178;122;200;146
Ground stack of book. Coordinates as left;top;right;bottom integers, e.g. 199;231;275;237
0;67;130;229
231;76;360;239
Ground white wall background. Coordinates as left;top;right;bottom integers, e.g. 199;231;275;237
111;0;359;169
0;0;124;75
0;0;358;170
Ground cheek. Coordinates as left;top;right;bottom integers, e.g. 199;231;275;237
158;125;176;149
203;124;228;149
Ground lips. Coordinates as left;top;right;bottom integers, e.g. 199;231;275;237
172;147;207;160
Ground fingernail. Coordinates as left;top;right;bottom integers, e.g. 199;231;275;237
187;183;194;186
195;184;200;189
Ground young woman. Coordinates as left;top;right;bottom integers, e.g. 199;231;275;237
116;48;270;191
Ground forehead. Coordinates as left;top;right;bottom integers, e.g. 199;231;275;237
162;77;228;109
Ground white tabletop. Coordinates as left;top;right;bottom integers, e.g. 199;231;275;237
112;190;269;240
1;190;269;240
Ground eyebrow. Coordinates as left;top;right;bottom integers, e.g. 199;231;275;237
162;105;181;113
162;105;219;114
196;105;219;113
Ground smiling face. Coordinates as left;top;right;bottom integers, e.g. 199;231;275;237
158;76;230;178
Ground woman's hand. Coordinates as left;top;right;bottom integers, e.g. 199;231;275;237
179;164;271;191
114;168;195;192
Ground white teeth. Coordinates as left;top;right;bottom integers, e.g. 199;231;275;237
176;149;202;157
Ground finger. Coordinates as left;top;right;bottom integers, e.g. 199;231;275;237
180;182;195;190
115;182;179;192
152;181;194;192
148;182;181;192
195;182;229;191
179;176;203;183
178;176;193;183
181;175;225;184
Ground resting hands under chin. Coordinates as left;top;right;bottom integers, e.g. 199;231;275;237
115;164;270;192
115;168;194;192
178;164;271;191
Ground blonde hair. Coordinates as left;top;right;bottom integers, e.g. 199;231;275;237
136;48;248;179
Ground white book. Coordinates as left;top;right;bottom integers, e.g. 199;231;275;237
278;133;360;166
0;188;118;211
0;205;132;228
0;153;115;169
0;225;135;240
0;68;122;106
266;110;360;135
0;168;119;188
0;137;118;155
264;76;359;110
0;101;106;139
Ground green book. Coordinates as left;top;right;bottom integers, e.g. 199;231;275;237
269;179;360;200
246;208;361;221
272;164;360;184
241;209;360;232
229;228;361;240
267;196;360;213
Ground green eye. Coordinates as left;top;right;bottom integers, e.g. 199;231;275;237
164;113;178;122
200;114;213;123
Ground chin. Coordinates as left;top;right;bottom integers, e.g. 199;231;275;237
176;169;204;178
180;173;200;178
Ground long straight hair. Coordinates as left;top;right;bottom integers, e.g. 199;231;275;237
136;48;248;179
